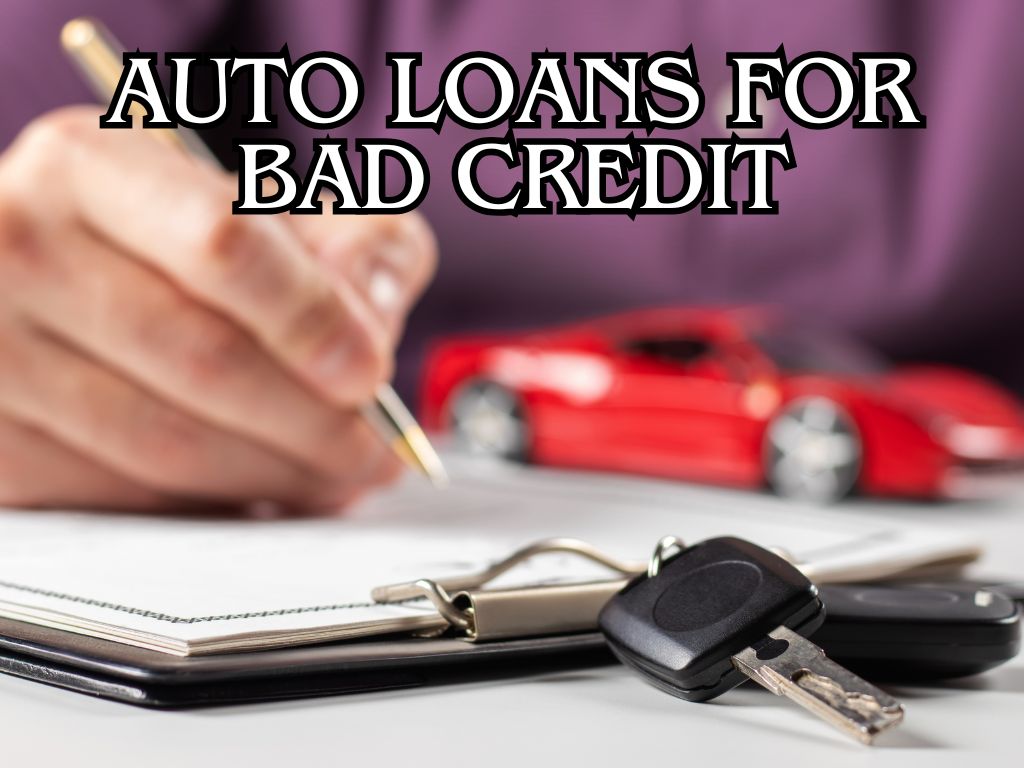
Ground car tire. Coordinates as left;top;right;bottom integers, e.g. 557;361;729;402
764;397;862;503
448;380;530;461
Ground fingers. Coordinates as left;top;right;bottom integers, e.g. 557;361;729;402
290;211;439;341
1;222;394;481
0;320;396;508
0;106;419;513
0;410;399;514
2;106;389;406
0;414;167;510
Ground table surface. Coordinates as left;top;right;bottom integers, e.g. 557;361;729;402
2;487;1022;768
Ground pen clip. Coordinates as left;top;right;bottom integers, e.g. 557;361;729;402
372;538;643;641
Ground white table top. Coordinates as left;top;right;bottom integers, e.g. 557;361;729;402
2;487;1022;767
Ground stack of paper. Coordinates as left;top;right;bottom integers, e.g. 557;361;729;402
0;455;981;656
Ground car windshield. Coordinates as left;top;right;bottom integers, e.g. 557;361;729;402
752;324;888;376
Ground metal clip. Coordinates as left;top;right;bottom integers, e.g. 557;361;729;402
372;538;643;641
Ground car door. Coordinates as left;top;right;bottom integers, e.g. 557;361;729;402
597;335;755;482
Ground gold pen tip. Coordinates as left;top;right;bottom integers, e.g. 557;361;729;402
393;428;449;489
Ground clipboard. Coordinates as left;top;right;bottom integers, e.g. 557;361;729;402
0;539;632;707
0;455;987;705
0;616;610;708
0;534;979;708
0;465;984;659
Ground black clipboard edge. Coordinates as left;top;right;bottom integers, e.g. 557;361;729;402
0;617;611;707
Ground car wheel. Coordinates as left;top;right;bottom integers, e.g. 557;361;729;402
448;380;530;461
764;397;862;503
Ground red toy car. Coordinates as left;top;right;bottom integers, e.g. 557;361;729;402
421;307;1024;502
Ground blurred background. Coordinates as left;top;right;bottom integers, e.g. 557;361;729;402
3;0;1022;400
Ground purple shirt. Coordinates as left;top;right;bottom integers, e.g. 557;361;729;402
3;1;1022;395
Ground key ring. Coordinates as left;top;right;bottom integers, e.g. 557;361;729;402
647;535;687;577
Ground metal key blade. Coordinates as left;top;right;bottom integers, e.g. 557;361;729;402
732;625;904;745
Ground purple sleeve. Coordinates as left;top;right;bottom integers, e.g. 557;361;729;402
0;0;231;148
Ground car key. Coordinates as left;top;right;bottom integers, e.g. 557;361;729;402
598;536;904;745
814;583;1021;680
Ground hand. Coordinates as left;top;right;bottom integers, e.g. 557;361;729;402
0;107;437;513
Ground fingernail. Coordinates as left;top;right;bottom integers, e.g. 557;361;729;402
368;267;402;313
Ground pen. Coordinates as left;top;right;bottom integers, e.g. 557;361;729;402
60;17;448;488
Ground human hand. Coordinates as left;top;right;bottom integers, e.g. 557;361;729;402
0;107;437;513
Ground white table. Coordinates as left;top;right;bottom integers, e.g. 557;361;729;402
2;488;1022;767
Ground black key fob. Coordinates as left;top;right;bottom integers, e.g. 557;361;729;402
814;583;1022;680
598;536;824;702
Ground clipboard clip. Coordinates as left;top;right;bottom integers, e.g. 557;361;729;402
372;538;645;641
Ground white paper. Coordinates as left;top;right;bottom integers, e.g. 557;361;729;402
0;453;982;655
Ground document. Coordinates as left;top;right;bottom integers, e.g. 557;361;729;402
0;454;982;655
